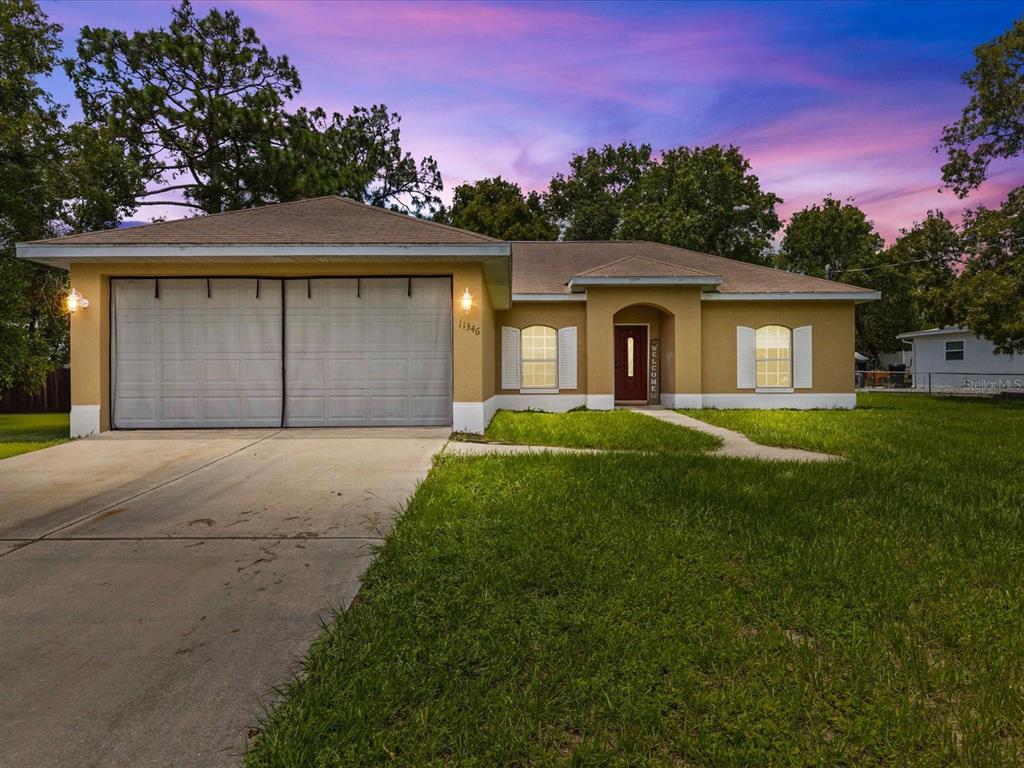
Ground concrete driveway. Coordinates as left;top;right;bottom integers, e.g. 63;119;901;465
0;427;448;767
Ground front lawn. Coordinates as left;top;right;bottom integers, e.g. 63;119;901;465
247;394;1024;766
482;408;721;452
0;413;70;460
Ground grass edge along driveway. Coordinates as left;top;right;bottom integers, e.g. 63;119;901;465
0;413;70;460
247;393;1024;766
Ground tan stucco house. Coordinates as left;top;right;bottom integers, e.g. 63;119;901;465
17;196;879;437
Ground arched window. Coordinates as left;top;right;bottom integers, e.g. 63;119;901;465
755;325;791;388
521;326;557;389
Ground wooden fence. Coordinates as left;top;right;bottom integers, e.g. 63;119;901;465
0;368;71;413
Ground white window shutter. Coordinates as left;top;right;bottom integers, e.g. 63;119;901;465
736;326;756;389
501;326;521;390
793;325;813;388
557;326;577;389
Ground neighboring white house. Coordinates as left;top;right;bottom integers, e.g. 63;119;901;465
897;326;1024;394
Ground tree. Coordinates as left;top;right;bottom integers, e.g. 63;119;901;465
777;196;882;278
1;0;141;392
254;106;441;215
617;145;782;265
436;177;556;240
66;1;441;215
952;188;1024;353
545;143;652;240
842;212;960;356
939;19;1024;197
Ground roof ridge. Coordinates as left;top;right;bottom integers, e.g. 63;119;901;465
332;196;501;242
28;194;504;246
574;253;718;278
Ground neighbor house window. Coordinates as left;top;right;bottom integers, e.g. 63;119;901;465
756;325;791;388
945;340;964;361
521;325;557;388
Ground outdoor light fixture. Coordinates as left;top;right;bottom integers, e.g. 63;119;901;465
66;288;89;313
460;287;473;313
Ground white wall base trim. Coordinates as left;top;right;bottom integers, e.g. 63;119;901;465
659;393;703;408
701;393;856;410
453;401;490;434
585;394;614;410
70;405;101;437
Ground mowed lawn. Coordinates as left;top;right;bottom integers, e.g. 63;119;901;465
246;394;1024;767
484;408;721;452
0;413;69;459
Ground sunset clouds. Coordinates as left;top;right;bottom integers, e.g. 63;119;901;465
42;0;1023;242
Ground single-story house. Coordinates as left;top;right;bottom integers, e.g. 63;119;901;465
897;326;1024;394
17;196;879;437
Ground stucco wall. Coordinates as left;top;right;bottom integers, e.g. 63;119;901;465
700;300;856;393
586;286;702;398
68;260;494;431
494;302;587;394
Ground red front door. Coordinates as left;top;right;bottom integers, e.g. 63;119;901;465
614;325;648;402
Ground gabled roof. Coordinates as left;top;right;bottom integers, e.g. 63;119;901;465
510;241;876;297
26;196;500;246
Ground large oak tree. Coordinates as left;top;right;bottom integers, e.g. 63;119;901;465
436;177;556;240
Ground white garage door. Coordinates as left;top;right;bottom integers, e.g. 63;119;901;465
284;277;452;426
111;276;452;429
112;278;284;428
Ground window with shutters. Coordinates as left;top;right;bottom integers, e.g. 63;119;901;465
521;326;557;389
755;325;792;388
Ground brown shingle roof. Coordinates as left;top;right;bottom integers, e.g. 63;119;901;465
30;196;500;245
511;241;874;296
573;255;718;279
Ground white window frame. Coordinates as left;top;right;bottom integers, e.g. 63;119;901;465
755;324;793;392
520;325;559;393
945;340;965;361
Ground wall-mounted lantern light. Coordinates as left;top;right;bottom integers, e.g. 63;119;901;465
460;287;473;314
66;288;90;313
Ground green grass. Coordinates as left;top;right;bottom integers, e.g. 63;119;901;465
0;412;69;459
482;408;721;452
247;394;1024;767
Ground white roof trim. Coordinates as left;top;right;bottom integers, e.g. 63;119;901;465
511;293;587;302
702;291;880;302
16;241;511;268
896;326;966;339
568;275;722;292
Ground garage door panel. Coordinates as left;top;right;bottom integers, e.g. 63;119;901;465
113;279;284;429
284;277;451;426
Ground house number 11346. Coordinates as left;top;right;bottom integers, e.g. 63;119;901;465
459;320;481;336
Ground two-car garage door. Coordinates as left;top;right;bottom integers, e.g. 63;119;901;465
111;277;452;428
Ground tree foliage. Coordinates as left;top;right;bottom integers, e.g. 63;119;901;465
545;143;653;240
617;145;782;264
66;0;441;215
1;0;140;391
437;177;556;240
778;196;883;278
953;188;1024;353
939;19;1024;197
844;212;960;356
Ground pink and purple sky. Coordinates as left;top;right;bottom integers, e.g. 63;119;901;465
42;0;1023;244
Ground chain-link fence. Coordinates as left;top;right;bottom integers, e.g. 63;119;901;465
855;370;1024;395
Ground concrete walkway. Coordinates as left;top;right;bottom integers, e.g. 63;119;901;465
628;407;838;462
0;427;448;768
